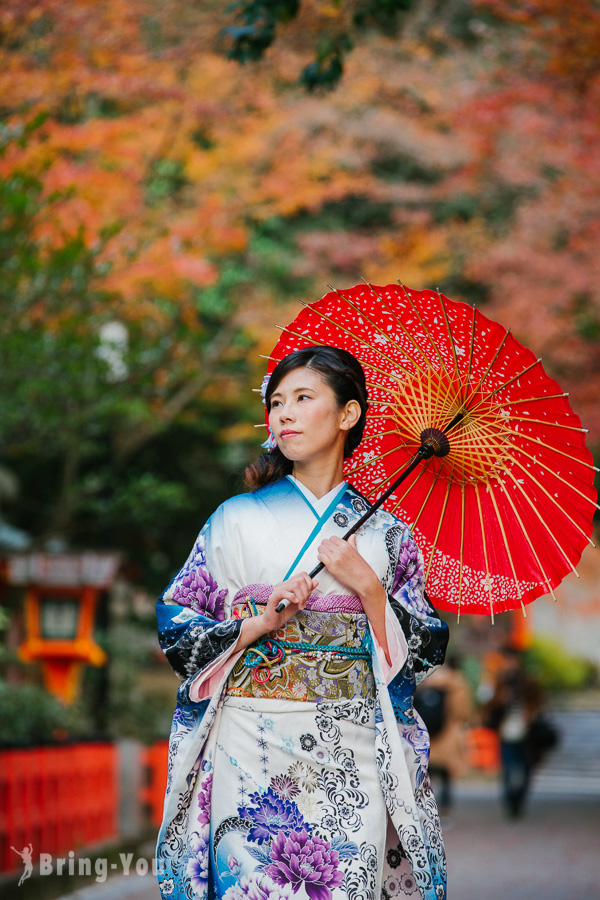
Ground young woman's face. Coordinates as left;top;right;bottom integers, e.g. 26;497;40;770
268;366;357;467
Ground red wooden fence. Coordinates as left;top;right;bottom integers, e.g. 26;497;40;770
141;740;168;827
0;728;499;875
0;742;118;874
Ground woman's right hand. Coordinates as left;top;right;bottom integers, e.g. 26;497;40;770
237;572;318;650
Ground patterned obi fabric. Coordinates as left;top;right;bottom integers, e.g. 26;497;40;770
226;585;375;703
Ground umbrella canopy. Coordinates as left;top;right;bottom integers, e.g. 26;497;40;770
264;282;598;617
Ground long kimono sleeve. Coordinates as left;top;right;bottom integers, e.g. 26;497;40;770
156;516;242;689
384;522;449;686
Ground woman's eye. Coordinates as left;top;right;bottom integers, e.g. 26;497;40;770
298;394;311;401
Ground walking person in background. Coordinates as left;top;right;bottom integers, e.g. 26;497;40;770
415;655;473;815
485;645;544;818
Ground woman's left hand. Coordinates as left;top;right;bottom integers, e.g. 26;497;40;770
317;534;381;602
317;534;390;665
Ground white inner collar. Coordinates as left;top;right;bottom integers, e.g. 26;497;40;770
287;475;346;515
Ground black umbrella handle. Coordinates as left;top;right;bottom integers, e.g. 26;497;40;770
274;435;444;612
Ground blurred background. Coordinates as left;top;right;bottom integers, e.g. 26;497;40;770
0;1;599;897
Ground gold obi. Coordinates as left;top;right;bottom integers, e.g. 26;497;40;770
226;599;374;703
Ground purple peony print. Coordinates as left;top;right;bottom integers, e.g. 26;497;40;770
238;789;305;845
196;771;212;827
396;540;423;585
186;831;209;890
222;873;294;900
173;567;227;619
266;829;344;900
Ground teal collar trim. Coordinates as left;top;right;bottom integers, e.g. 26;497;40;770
283;482;348;580
286;476;319;519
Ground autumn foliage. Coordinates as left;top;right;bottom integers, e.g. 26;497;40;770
0;0;597;581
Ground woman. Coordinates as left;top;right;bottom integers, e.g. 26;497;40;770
156;347;449;900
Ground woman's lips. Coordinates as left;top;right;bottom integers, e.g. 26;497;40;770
280;430;300;438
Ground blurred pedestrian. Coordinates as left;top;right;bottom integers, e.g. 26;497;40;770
415;655;473;814
484;645;545;818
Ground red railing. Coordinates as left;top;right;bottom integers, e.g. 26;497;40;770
141;740;169;827
0;742;118;874
0;727;498;877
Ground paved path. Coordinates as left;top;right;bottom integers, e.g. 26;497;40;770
54;782;599;900
444;783;599;900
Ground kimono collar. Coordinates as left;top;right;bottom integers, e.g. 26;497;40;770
286;475;347;517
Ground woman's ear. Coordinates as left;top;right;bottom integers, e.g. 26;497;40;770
339;399;361;431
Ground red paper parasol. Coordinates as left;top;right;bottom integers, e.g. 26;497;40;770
264;282;598;618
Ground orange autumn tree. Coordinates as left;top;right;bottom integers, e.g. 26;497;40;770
445;0;600;446
0;0;431;579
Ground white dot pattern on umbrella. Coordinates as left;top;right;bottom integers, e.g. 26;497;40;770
265;282;598;617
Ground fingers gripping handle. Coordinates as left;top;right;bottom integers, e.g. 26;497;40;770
274;561;325;613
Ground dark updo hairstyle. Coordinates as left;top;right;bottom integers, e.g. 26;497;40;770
244;346;369;491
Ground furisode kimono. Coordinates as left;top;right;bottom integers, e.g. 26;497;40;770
156;476;449;900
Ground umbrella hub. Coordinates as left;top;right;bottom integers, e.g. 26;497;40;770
419;428;450;459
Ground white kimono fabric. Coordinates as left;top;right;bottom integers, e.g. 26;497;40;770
156;477;449;900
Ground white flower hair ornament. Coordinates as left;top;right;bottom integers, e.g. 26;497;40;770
259;374;277;451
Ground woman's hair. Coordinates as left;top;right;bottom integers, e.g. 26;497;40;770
244;346;368;490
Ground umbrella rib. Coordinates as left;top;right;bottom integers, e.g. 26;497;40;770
365;396;422;429
502;468;580;576
372;389;426;435
346;442;412;478
484;480;526;602
494;477;557;601
390;464;430;514
507;455;597;549
457;480;466;623
324;286;430;382
398;281;452;381
433;372;461;428
503;427;599;472
508;444;600;513
436;289;463;401
288;304;417;382
461;328;510;408
270;322;410;393
501;415;588;434
405;371;430;434
362;452;427;505
465;304;477;390
469;357;543;415
484;477;527;616
365;413;404;421
361;428;409;443
425;470;454;583
412;467;444;531
474;481;495;622
361;279;438;377
487;393;568;410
